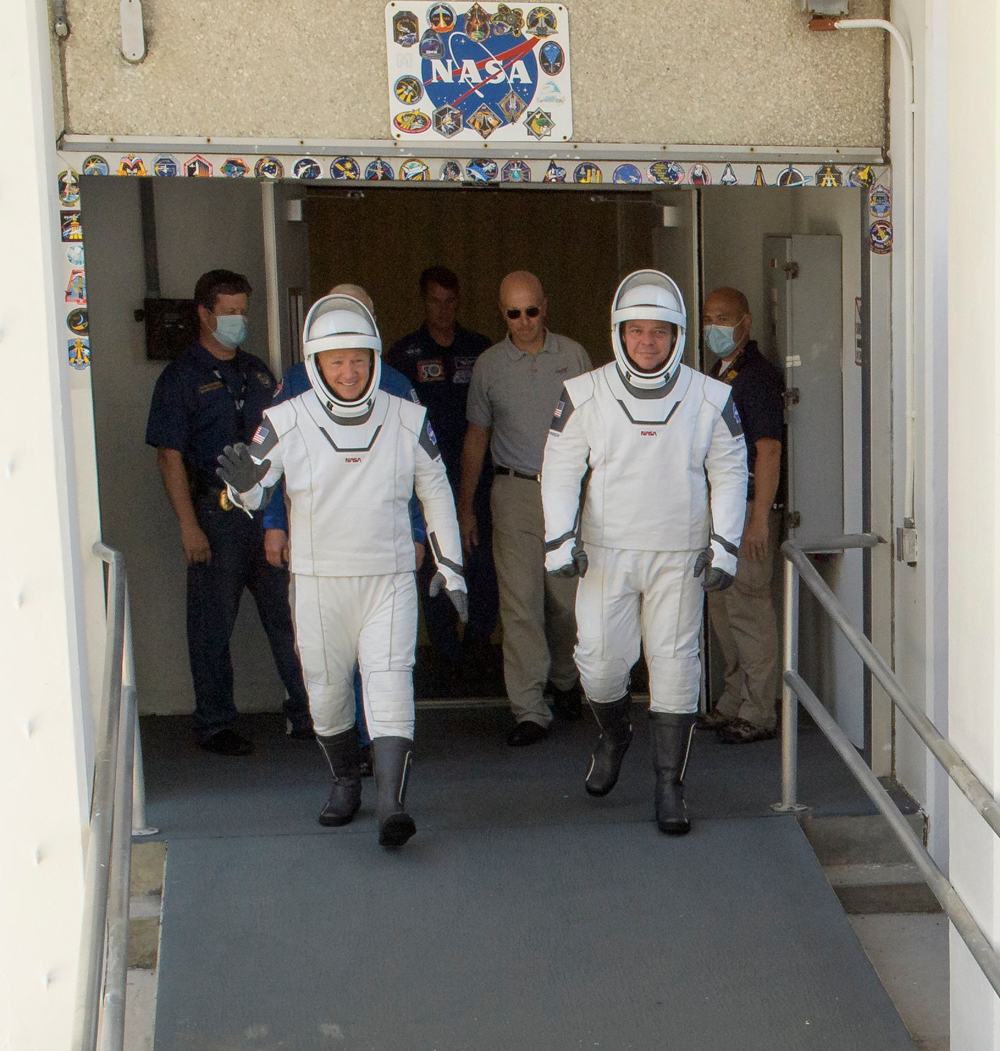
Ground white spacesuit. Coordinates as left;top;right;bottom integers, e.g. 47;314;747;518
217;294;465;847
541;270;747;834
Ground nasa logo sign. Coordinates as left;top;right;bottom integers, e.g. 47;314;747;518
384;1;572;143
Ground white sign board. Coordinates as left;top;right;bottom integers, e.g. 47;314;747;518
385;2;572;143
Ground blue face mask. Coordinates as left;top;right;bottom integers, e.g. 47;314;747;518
214;314;248;349
706;323;740;357
704;324;738;358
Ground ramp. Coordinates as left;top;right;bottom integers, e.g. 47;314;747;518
148;712;915;1051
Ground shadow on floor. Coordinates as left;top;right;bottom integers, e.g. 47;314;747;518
141;703;884;842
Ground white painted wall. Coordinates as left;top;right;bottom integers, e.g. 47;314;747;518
945;0;1000;1045
84;176;287;717
1;0;92;1045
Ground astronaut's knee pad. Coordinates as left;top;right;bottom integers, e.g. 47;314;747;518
363;670;415;739
574;649;631;704
306;677;355;737
647;656;701;715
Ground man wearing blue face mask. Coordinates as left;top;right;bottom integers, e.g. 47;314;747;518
146;269;311;755
698;287;785;744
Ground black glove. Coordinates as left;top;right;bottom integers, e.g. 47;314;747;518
216;443;270;494
429;572;468;623
693;547;734;593
550;543;588;579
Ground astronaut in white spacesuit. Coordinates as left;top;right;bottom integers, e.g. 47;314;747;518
540;270;748;834
216;293;466;847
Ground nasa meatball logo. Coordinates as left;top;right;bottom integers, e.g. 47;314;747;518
386;2;572;142
423;34;538;140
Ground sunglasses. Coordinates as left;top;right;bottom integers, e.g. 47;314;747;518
505;306;541;319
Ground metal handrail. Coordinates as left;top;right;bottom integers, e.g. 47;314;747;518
73;544;155;1051
776;534;1000;1000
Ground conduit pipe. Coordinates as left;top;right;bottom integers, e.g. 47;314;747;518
812;16;917;552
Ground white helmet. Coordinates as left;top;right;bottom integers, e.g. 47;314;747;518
611;269;686;389
303;293;382;418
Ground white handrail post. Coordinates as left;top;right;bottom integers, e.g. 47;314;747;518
74;549;126;1051
124;587;157;836
773;557;807;812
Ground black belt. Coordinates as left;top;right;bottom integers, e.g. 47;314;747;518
495;465;539;482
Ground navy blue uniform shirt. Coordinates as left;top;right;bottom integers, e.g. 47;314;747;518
710;340;784;496
145;341;276;492
385;324;492;478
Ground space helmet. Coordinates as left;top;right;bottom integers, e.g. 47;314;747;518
610;269;687;389
303;293;382;418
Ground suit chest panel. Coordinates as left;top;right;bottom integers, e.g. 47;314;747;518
590;387;711;476
281;401;413;499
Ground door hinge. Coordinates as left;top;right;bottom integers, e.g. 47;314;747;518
783;387;800;407
783;262;799;280
896;522;918;565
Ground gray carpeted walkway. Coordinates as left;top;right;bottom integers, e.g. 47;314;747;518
154;818;914;1050
146;708;915;1050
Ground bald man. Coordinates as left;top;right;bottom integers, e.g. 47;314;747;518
459;271;592;744
699;287;785;744
261;284;427;772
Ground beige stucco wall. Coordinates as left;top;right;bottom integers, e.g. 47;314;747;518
54;0;887;147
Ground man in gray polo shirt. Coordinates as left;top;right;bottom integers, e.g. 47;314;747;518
457;270;592;745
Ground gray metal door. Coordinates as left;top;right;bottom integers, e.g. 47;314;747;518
763;234;844;548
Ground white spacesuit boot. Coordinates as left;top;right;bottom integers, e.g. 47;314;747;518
372;736;416;847
650;711;696;835
316;729;362;827
585;694;633;797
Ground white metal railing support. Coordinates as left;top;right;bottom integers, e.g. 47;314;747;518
777;533;1000;1003
125;589;156;837
74;543;156;1051
73;546;126;1051
786;670;1000;999
773;558;805;813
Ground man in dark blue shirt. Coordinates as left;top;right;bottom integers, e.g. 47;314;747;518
385;267;498;688
699;287;785;744
145;269;311;755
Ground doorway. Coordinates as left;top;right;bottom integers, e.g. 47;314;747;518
80;171;868;747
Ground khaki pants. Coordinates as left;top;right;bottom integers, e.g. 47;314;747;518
706;505;781;730
491;474;579;726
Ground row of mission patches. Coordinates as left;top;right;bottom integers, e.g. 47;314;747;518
53;158;891;372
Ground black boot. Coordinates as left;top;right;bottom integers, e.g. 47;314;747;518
316;729;362;827
585;694;633;797
372;736;417;847
650;712;696;835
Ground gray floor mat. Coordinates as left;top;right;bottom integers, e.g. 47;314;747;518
153;816;915;1051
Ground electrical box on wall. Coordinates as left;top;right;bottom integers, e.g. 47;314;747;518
140;298;198;361
763;234;844;549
